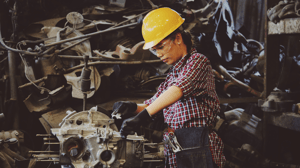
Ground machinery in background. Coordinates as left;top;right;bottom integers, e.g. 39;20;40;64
1;0;300;168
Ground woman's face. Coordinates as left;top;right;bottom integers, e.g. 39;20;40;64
150;33;187;65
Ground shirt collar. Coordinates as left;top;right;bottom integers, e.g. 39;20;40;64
172;48;197;70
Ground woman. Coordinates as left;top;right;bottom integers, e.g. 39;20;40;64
112;7;226;168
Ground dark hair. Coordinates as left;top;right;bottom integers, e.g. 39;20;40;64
165;27;194;53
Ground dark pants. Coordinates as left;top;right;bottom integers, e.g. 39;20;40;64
168;127;216;168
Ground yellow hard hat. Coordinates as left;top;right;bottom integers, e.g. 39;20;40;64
142;7;185;50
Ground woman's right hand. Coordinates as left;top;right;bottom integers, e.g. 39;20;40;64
111;101;137;119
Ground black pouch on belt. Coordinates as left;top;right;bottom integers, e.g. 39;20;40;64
174;127;214;168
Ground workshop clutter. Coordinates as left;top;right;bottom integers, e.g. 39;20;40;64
0;0;300;168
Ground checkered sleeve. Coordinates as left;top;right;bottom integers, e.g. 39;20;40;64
174;54;209;98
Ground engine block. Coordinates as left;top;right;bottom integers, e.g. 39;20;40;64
51;107;145;168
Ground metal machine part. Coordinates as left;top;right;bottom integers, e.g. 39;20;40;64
0;130;24;144
51;107;122;168
45;107;163;168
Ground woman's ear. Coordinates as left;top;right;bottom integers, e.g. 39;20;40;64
175;33;183;45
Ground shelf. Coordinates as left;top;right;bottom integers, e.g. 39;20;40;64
268;18;300;35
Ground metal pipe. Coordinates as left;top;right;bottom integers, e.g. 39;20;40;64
43;22;139;48
57;37;90;53
36;134;53;136
28;151;58;153
57;55;103;60
83;94;87;111
0;23;39;56
8;50;17;101
82;55;89;111
36;160;59;162
43;138;57;141
32;154;60;158
107;9;151;29
38;46;56;57
217;64;262;97
65;59;162;73
44;142;60;145
18;76;47;89
0;147;26;161
143;160;164;162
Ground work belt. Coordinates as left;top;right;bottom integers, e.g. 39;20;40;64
165;127;214;168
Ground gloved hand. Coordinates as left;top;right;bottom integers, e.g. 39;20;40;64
111;101;137;119
120;109;151;138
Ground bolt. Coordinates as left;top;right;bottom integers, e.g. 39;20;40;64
14;132;19;136
70;148;78;157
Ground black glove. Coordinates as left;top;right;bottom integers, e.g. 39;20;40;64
112;101;137;119
120;109;151;138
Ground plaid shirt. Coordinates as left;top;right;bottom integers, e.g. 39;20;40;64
144;50;226;168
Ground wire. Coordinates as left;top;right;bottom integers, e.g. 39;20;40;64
0;56;7;64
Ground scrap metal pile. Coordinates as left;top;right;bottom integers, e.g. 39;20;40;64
0;0;300;168
267;0;300;23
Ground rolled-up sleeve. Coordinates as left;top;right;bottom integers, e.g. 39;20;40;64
144;82;165;105
173;54;209;98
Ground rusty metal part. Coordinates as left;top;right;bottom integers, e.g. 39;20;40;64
0;130;24;143
18;76;47;89
66;12;84;25
217;64;262;97
278;4;296;19
81;55;90;111
296;0;300;16
28;151;58;153
57;37;90;54
23;17;65;39
42;26;92;57
213;69;224;82
267;1;286;23
32;154;60;158
0;146;26;161
38;46;56;57
43;22;139;48
65;59;162;73
146;0;158;9
44;142;59;145
93;41;152;61
56;55;104;60
64;66;100;99
223;81;236;93
23;84;72;113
